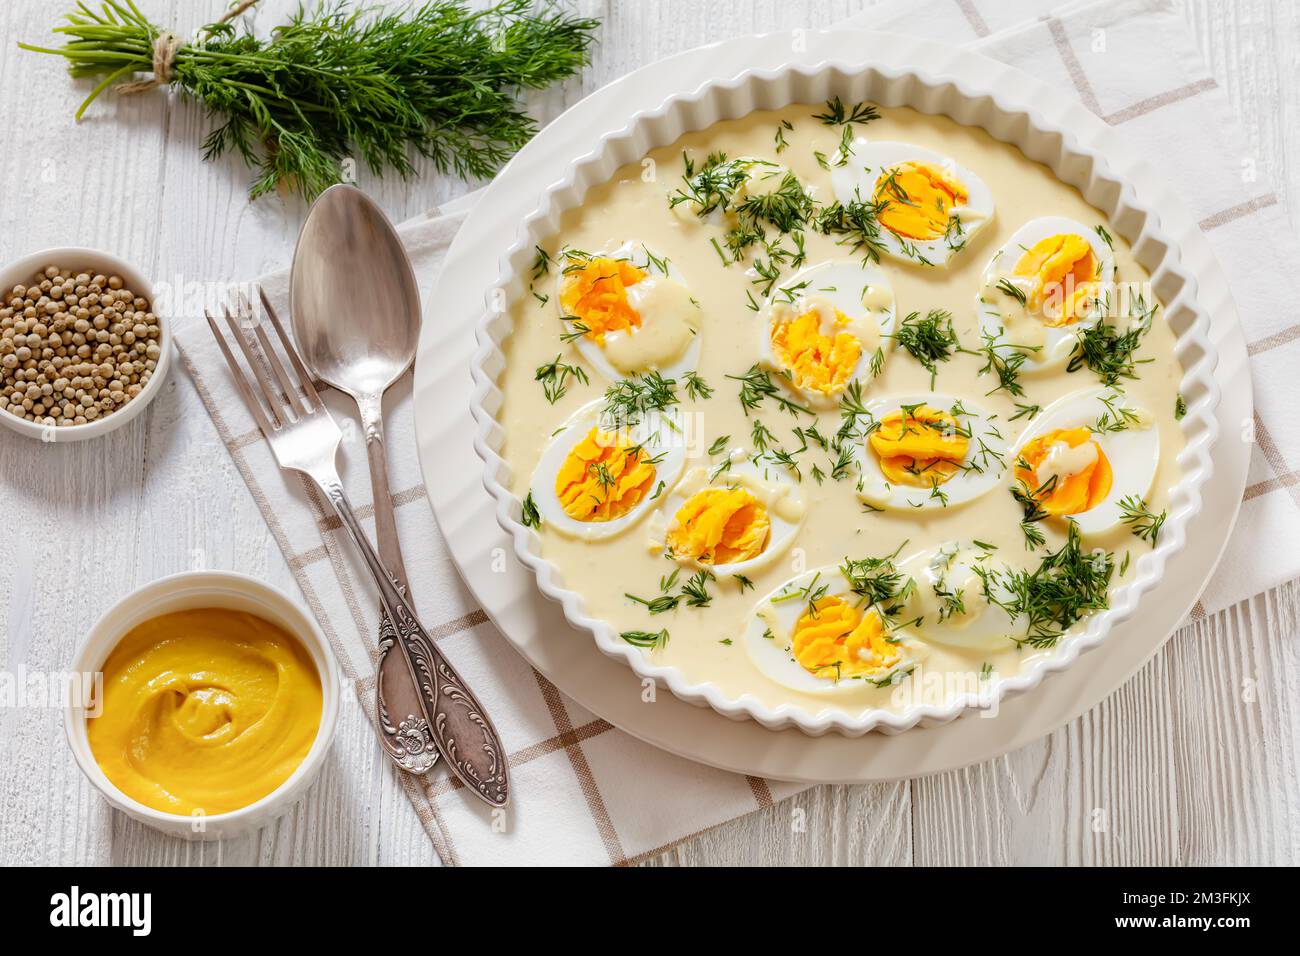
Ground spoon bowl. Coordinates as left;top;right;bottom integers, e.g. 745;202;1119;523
290;185;420;398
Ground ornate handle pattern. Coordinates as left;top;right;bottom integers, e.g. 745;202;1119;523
356;394;440;776
317;472;509;807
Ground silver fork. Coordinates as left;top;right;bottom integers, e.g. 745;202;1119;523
206;296;509;808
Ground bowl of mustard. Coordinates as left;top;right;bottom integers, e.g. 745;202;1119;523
67;570;341;838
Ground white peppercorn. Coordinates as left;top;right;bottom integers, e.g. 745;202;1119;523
0;264;160;427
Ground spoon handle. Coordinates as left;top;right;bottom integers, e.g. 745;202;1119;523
316;469;510;807
358;392;410;585
356;392;441;774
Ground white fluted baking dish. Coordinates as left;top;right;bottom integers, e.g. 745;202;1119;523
470;53;1220;736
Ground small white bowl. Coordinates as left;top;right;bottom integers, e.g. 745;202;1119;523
65;571;342;840
0;247;172;442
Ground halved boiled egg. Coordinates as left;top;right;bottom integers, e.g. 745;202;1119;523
530;399;688;540
743;565;926;695
1012;388;1159;535
757;260;896;407
978;217;1117;373
556;243;702;381
895;541;1019;651
647;455;805;576
831;141;994;266
850;393;1009;510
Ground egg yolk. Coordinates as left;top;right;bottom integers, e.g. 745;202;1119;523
666;488;770;565
792;597;900;679
874;161;969;241
1015;427;1113;515
560;257;648;343
770;308;862;395
554;427;657;522
1013;234;1100;327
869;405;969;487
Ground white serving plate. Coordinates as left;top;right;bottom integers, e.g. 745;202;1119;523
468;36;1219;736
414;30;1249;779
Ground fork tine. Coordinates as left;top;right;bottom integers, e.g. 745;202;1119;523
253;321;307;418
206;311;277;436
223;305;289;427
260;285;323;410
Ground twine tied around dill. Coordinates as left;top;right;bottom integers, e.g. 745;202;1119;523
116;0;261;95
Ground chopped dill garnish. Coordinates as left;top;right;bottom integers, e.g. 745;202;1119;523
521;491;541;528
1174;394;1187;420
625;591;680;615
814;194;890;264
994;523;1114;648
620;629;669;649
976;329;1035;398
726;364;813;417
839;543;913;609
813;97;881;128
1118;495;1167;545
995;277;1028;306
680;570;716;607
774;119;792;153
683;370;712;400
535;354;588;404
531;246;552;280
891;309;959;387
1067;294;1156;387
601;370;678;426
707;435;731;457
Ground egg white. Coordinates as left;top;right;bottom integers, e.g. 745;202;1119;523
743;565;927;695
977;217;1117;374
850;392;1010;511
1013;388;1160;536
831;140;994;266
756;259;896;407
555;242;702;382
896;541;1020;652
530;399;688;541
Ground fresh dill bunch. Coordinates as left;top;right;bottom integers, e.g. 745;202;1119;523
22;0;599;200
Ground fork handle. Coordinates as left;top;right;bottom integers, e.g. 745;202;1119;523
314;469;510;808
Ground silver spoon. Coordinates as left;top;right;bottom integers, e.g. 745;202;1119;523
288;184;440;775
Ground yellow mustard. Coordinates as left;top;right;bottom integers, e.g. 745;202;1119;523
88;608;323;816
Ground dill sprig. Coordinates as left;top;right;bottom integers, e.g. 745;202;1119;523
535;354;588;404
1118;495;1167;546
520;490;541;528
891;309;959;387
996;524;1114;648
726;364;812;418
814;194;890;264
22;0;599;200
620;629;669;649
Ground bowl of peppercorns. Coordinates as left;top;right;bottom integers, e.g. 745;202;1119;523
0;248;171;441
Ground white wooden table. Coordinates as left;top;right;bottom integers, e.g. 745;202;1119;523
1;0;1296;866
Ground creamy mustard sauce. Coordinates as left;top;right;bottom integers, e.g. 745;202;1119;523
88;609;323;815
498;104;1185;718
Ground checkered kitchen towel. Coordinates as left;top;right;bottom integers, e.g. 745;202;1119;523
174;0;1298;865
